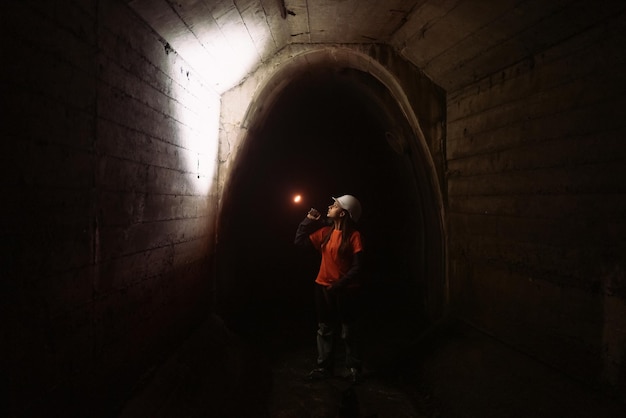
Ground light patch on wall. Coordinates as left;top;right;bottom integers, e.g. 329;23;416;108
158;8;274;193
129;0;278;195
170;67;221;196
193;98;219;187
186;24;263;94
128;0;264;93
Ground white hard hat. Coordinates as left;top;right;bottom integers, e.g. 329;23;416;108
333;194;362;222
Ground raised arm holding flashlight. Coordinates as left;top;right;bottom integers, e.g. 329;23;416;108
307;207;321;220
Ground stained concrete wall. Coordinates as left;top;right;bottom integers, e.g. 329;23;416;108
446;11;626;394
2;1;217;414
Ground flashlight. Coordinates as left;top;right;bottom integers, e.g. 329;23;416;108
308;208;320;219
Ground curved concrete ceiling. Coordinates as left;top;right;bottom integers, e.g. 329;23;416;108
128;0;612;94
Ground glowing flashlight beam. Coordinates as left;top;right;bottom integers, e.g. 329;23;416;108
293;194;302;203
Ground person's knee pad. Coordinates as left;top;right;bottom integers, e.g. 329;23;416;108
317;323;333;337
341;323;353;340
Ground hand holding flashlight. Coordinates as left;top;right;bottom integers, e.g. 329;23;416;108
307;208;321;220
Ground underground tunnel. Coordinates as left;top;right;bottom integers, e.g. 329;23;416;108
4;0;626;416
189;66;449;417
216;67;441;344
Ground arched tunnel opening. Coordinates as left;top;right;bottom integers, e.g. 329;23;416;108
215;66;444;370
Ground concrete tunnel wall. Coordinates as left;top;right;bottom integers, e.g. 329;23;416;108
3;1;220;414
445;13;626;396
2;0;626;415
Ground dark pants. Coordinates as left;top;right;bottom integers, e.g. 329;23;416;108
314;283;362;372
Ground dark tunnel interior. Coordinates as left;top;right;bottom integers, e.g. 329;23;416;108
216;69;433;360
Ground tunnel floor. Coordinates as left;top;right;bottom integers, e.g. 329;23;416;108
118;308;626;418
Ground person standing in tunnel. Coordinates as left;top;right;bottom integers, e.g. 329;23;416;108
294;194;364;384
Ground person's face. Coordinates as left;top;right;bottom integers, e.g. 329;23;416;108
327;201;345;220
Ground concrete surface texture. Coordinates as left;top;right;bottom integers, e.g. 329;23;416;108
119;312;625;417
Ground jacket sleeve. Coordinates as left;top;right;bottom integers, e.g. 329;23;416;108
294;217;325;249
332;251;363;289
